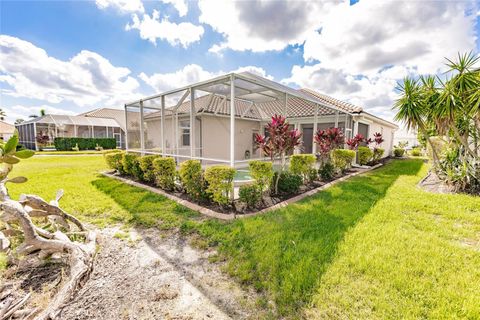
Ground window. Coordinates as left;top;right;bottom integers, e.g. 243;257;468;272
180;121;190;146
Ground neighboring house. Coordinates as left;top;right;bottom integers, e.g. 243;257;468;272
393;128;420;149
126;72;398;167
16;109;126;150
0;121;15;141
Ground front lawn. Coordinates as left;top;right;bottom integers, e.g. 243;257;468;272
7;156;480;319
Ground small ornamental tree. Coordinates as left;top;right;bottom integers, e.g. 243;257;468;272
314;127;344;164
36;131;50;150
346;133;364;150
254;115;302;194
371;132;385;163
373;132;384;146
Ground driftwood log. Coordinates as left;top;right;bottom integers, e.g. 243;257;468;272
0;183;96;319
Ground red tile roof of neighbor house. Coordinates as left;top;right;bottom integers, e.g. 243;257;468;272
79;108;127;130
0;121;15;134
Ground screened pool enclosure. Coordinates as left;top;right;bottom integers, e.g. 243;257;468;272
16;115;122;150
125;72;354;167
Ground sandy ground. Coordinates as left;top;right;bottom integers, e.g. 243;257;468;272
59;228;265;320
418;171;453;194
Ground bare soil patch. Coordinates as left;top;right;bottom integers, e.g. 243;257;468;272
418;171;454;194
59;228;266;320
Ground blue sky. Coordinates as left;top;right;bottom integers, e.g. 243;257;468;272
1;0;479;123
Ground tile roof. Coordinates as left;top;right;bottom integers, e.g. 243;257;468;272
299;88;363;113
80;108;126;130
0;121;15;134
145;88;362;121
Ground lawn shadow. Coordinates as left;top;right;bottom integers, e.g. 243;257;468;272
206;159;424;316
90;175;199;228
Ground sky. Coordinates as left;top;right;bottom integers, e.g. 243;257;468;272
1;0;479;125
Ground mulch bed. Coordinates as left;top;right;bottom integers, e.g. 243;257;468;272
102;161;383;220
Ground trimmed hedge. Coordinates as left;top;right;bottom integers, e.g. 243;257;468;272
104;150;124;174
394;148;405;157
139;155;161;182
204;165;236;206
249;160;274;192
274;171;303;195
319;162;335;181
358;146;373;165
153;157;176;191
331;149;356;173
179;160;206;201
54;137;116;151
122;153;143;180
411;148;422;156
372;147;384;163
290;154;316;182
239;184;261;208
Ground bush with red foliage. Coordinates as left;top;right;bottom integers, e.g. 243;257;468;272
314;127;344;162
346;133;364;150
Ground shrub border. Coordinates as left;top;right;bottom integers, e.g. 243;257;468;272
101;163;382;221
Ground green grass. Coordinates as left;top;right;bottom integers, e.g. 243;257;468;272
36;150;112;155
6;156;480;319
8;155;198;227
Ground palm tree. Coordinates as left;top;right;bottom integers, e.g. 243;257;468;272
393;77;441;164
436;52;479;158
14;119;24;125
0;109;6;121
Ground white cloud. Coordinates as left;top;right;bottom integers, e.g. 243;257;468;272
160;0;188;17
2;105;76;123
139;64;273;93
125;9;204;47
95;0;144;13
198;0;339;53
282;64;419;121
0;35;140;108
303;0;478;75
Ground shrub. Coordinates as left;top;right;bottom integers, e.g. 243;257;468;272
152;157;176;190
204;166;236;206
411;148;422;156
273;171;302;195
122;153;143;180
358;146;373;165
249;160;274;192
290;154;316;182
104;150;124;173
307;167;318;183
139;155;161;182
238;184;261;208
393;148;405;157
314;127;345;162
372;147;384;163
331;149;356;173
54;137;116;151
178;160;205;201
319;162;335;181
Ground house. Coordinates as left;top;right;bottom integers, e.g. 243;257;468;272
124;72;398;167
0;121;15;141
16;109;126;150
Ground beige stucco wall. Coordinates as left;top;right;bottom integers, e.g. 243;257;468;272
145;116;201;157
201;115;262;161
143;113;395;161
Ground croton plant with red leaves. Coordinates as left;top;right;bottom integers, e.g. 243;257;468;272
373;132;384;146
346;133;365;150
254;114;302;161
255;115;302;193
314;127;344;162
